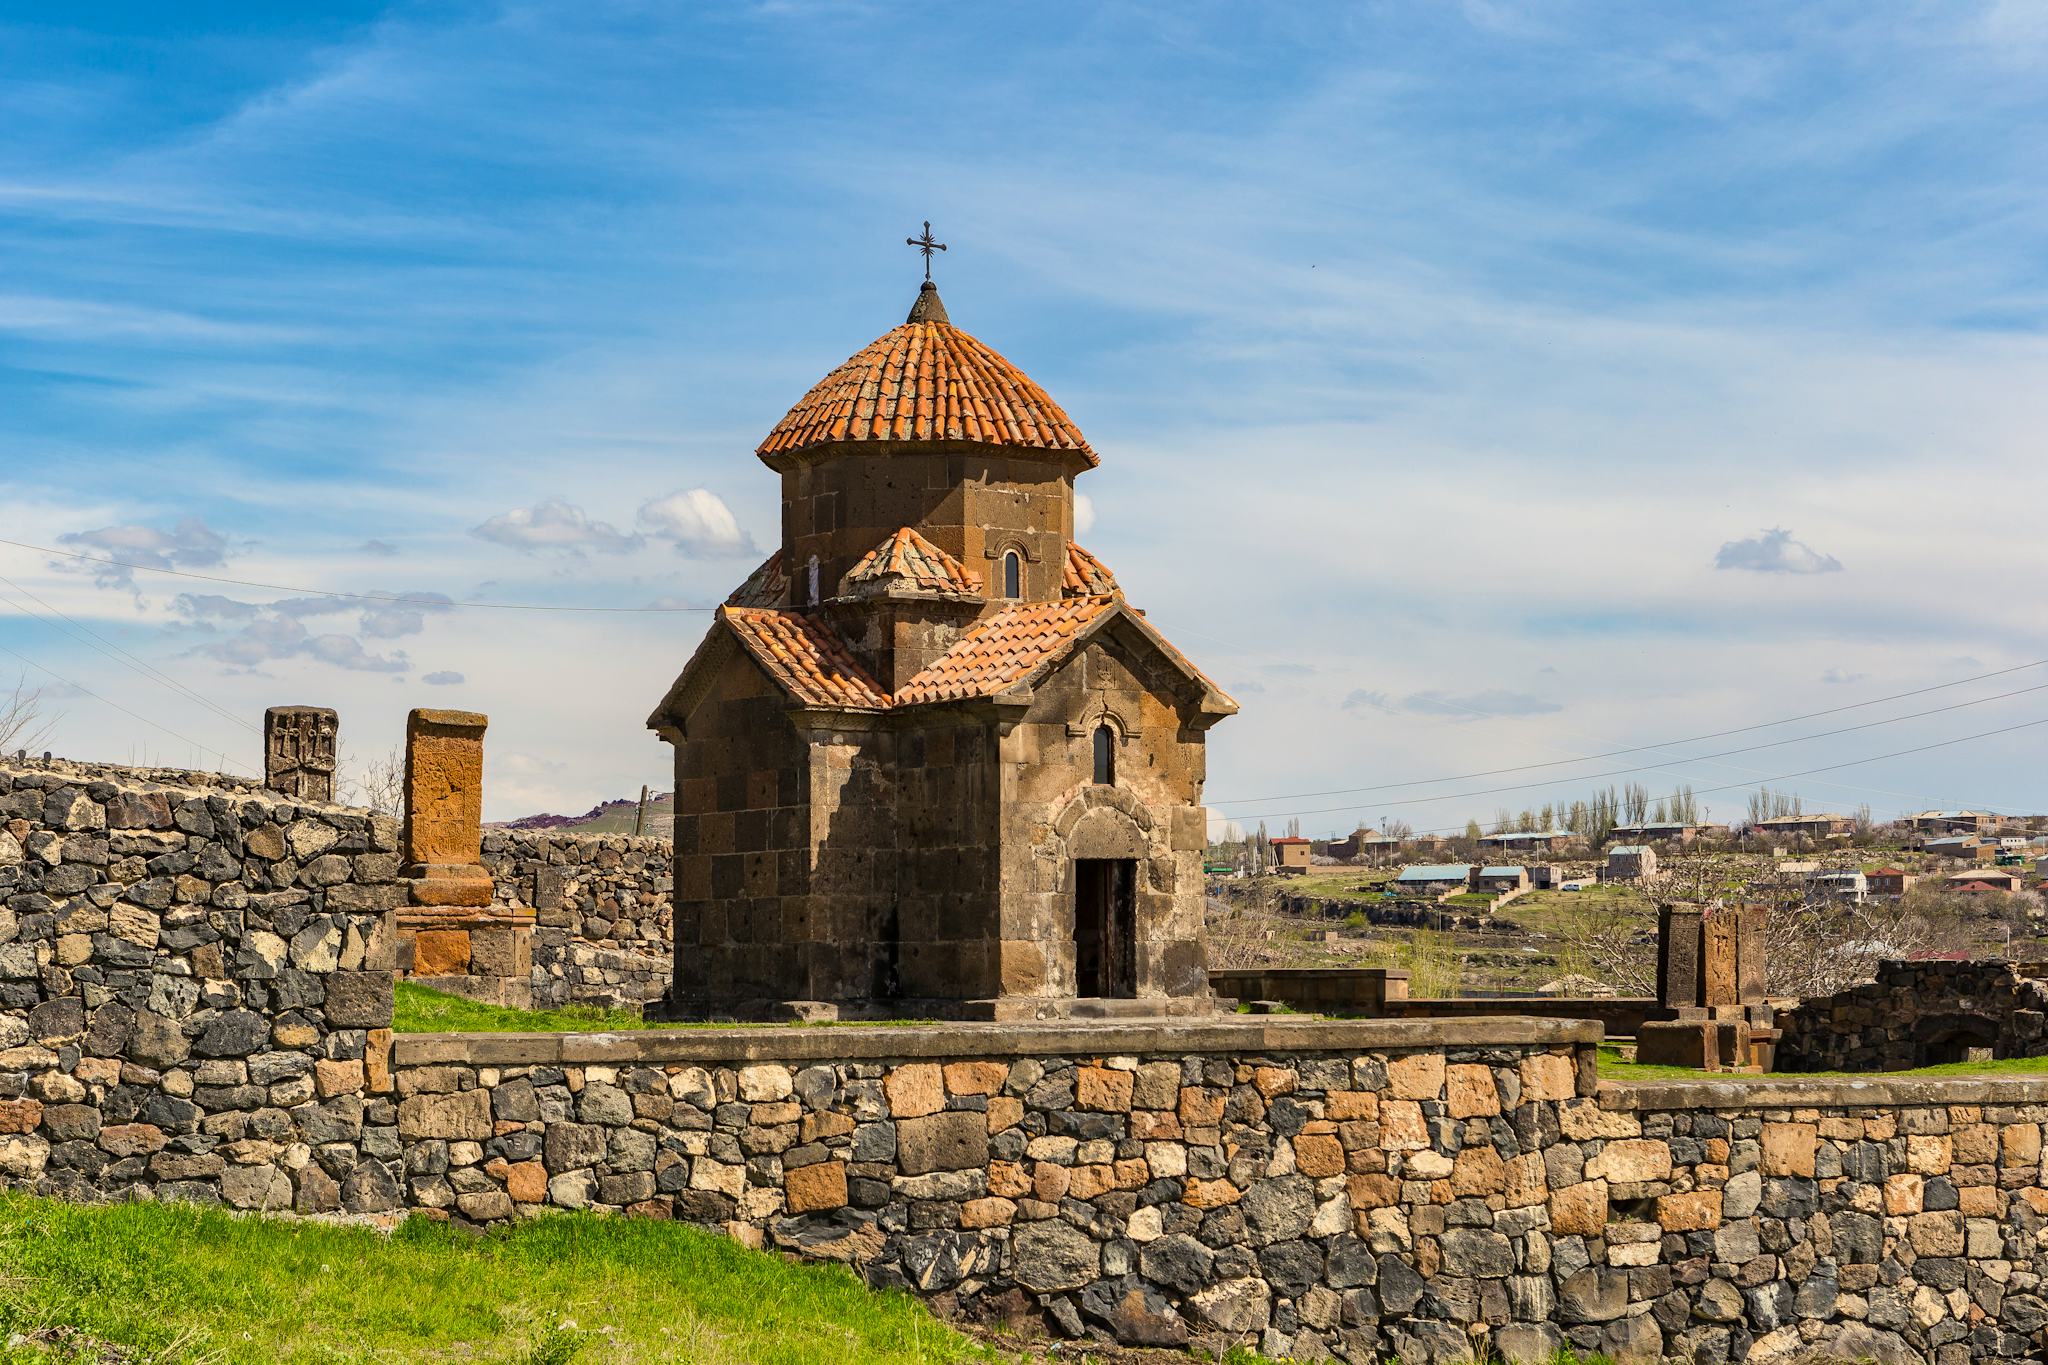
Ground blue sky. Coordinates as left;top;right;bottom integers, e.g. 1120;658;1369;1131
5;2;2047;826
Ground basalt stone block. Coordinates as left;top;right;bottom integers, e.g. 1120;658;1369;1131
193;1009;269;1058
264;706;338;803
896;1111;987;1176
324;972;394;1028
1013;1220;1100;1293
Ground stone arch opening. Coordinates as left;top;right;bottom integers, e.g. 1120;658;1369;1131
1915;1014;2000;1066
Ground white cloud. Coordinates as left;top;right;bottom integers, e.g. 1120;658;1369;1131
1821;667;1868;685
636;488;754;557
1074;492;1097;535
423;670;465;685
57;516;233;590
472;498;642;555
1345;688;1563;719
1714;528;1844;575
358;591;453;639
187;614;409;673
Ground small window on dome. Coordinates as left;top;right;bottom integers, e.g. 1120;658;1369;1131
1003;550;1022;599
805;555;820;606
1093;723;1115;786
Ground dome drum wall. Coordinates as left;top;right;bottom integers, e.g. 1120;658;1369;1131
778;446;1075;610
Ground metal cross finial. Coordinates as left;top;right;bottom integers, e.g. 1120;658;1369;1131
906;220;947;281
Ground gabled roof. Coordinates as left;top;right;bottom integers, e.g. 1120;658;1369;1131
1063;542;1119;596
842;528;982;598
757;287;1096;466
726;551;788;608
894;597;1114;704
1397;864;1472;881
721;607;891;711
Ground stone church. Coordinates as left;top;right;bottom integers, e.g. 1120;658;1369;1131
648;278;1235;1019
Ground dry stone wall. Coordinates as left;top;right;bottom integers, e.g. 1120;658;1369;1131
0;760;401;1213
480;829;671;1009
393;1019;1618;1363
385;1024;2048;1364
1776;959;2048;1072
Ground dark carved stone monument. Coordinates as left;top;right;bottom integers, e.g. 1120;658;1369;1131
1639;904;1779;1071
263;705;338;802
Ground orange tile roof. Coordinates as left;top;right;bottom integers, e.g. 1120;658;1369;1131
758;301;1096;464
843;527;982;596
1062;541;1119;597
895;597;1114;705
721;606;891;710
725;551;788;608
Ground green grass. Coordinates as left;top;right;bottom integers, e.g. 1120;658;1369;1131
0;1192;1636;1365
0;1194;1010;1365
391;983;938;1035
393;982;668;1034
1598;1041;2048;1083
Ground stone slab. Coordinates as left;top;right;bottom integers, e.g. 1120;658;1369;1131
1598;1075;2048;1110
394;1014;1605;1068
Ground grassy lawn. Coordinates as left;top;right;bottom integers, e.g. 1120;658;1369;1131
1597;1041;2048;1084
391;983;936;1035
0;1193;1621;1365
393;982;669;1034
0;1194;1010;1365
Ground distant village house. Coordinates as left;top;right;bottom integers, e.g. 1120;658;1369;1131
1270;836;1312;875
1605;845;1657;882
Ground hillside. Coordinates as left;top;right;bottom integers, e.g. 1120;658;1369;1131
497;791;676;837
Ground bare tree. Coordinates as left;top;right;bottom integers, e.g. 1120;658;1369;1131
0;675;54;757
1573;850;1940;999
341;744;405;817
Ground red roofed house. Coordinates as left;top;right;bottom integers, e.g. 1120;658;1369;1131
1270;836;1312;875
647;277;1237;1018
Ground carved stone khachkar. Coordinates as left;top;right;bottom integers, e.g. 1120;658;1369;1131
1638;904;1778;1070
263;705;337;802
400;708;493;908
395;708;534;1008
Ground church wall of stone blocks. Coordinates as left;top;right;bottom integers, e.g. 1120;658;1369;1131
647;280;1234;1019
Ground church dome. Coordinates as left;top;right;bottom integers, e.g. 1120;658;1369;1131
757;283;1097;466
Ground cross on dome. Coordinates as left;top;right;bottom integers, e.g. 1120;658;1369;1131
905;221;946;282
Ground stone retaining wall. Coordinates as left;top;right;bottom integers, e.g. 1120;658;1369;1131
1776;959;2048;1072
1602;1077;2048;1364
0;760;401;1213
384;1023;2048;1364
392;1017;1601;1363
480;829;671;1009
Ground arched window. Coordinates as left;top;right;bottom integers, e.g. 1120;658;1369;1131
1092;723;1115;786
1002;550;1022;599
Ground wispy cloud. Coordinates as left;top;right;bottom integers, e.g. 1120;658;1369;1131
1714;528;1844;575
1341;687;1561;719
473;498;642;556
56;516;233;590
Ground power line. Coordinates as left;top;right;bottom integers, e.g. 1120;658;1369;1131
1216;715;2048;825
1213;676;2048;808
0;538;720;613
0;641;252;775
0;573;258;736
1159;614;2005;814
